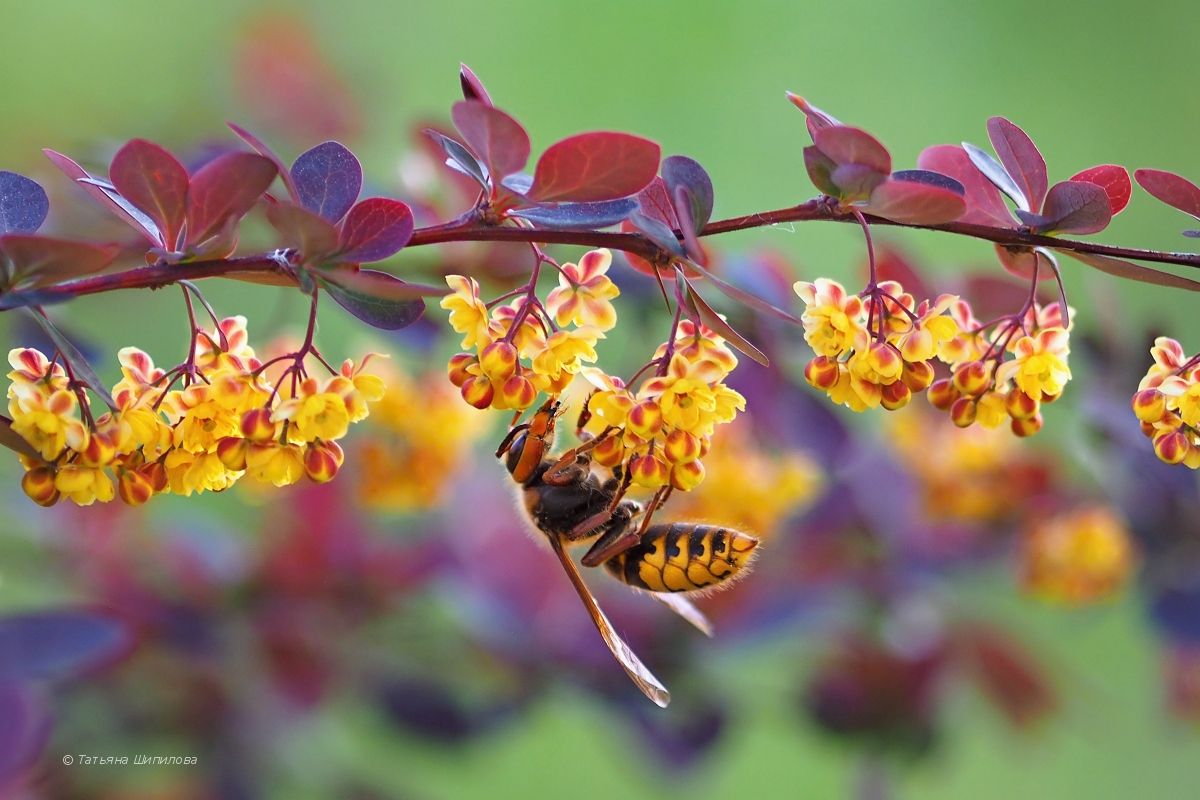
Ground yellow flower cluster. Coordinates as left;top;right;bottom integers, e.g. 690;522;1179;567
580;320;746;492
1019;506;1136;606
356;368;483;511
441;248;620;412
1132;336;1200;467
795;278;959;413
927;300;1072;437
7;317;383;507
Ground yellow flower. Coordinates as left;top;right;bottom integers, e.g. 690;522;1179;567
164;385;242;454
532;327;603;380
545;248;621;331
487;301;547;359
891;294;960;364
194;316;258;369
54;464;114;506
1021;506;1136;606
996;328;1071;399
245;442;306;487
654;320;738;378
164;449;239;495
8;385;88;460
640;355;721;436
274;380;351;443
440;275;492;349
794;278;866;358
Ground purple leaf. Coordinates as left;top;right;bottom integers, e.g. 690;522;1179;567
425;129;488;189
0;235;118;289
44;149;160;240
963;141;1027;211
265;201;340;261
109;139;189;249
628;212;685;258
864;170;966;225
0;610;129;682
459;63;494;106
337;198;414;262
528;132;661;203
1070;164;1131;216
1060;249;1200;292
0;172;48;235
23;309;116;410
451;101;530;183
661;155;714;230
1017;180;1111;235
320;268;429;330
987;117;1048;212
686;261;802;325
674;186;706;265
918;145;1015;227
812;126;892;174
227;122;300;201
291;141;362;223
508;198;637;229
186;152;278;244
633;177;679;228
1134;168;1200;220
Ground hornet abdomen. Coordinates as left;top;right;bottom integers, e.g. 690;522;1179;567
604;523;759;593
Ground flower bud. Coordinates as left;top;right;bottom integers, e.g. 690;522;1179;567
117;468;155;506
592;435;626;467
901;359;935;393
1010;413;1044;438
461;375;495;409
21;466;59;507
927;378;960;411
950;396;977;428
952;360;990;396
1006;389;1040;421
495;374;537;410
79;432;117;467
1154;430;1191;465
880;380;911;411
1131;389;1168;424
663;429;702;464
630;452;669;488
804;356;840;391
447;353;477;388
138;461;168;492
479;341;520;381
216;436;249;471
669;459;706;491
627;400;664;438
241;407;277;443
304;440;345;483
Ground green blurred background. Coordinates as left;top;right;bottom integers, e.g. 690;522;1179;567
3;1;1200;797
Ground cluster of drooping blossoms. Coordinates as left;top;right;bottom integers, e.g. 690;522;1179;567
7;318;384;507
1019;506;1136;606
1131;337;1200;468
795;278;961;413
578;320;746;492
795;277;1073;438
441;248;618;411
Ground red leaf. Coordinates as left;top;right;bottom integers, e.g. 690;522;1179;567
528;132;661;203
959;626;1056;729
459;63;494;106
1070;164;1131;216
1134;168;1200;220
633;177;679;228
337;198;414;263
1061;249;1200;292
987;117;1048;212
451;101;530;182
0;235;118;289
320;268;428;330
109;139;189;249
918;145;1015;227
186;152;278;244
865;175;965;225
812;126;891;174
265;202;340;262
995;244;1052;281
785;92;842;139
1021;180;1111;235
679;271;768;366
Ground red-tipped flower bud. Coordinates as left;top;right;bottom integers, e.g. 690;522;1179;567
447;353;477;388
241;407;277;443
460;375;495;409
952;360;990;396
950;396;978;428
304;440;345;483
21;466;59;507
663;429;702;464
627;400;664;438
927;378;960;411
669;459;706;491
216;436;249;471
880;380;912;411
479;341;520;381
1131;389;1168;424
1154;430;1191;465
901;359;935;393
804;356;841;391
1006;389;1040;421
630;452;669;488
117;468;155;506
1010;413;1044;438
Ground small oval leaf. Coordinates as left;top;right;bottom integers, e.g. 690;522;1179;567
963;141;1028;212
918;145;1015;227
1023;180;1111;235
528;132;661;203
1134;168;1200;221
662;155;715;230
109;139;189;248
186;152;278;244
265;202;340;262
986;117;1048;212
1069;164;1131;216
1059;249;1200;292
812;126;892;174
44;150;160;241
227;122;300;201
865;172;966;225
0;235;118;289
451;101;530;184
459;63;494;106
291;141;363;223
320;269;428;330
425;129;489;189
0;171;49;235
508;198;637;229
337;198;415;263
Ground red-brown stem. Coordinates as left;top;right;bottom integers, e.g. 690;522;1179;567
7;199;1200;308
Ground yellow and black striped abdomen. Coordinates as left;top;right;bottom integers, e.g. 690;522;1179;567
604;523;759;593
